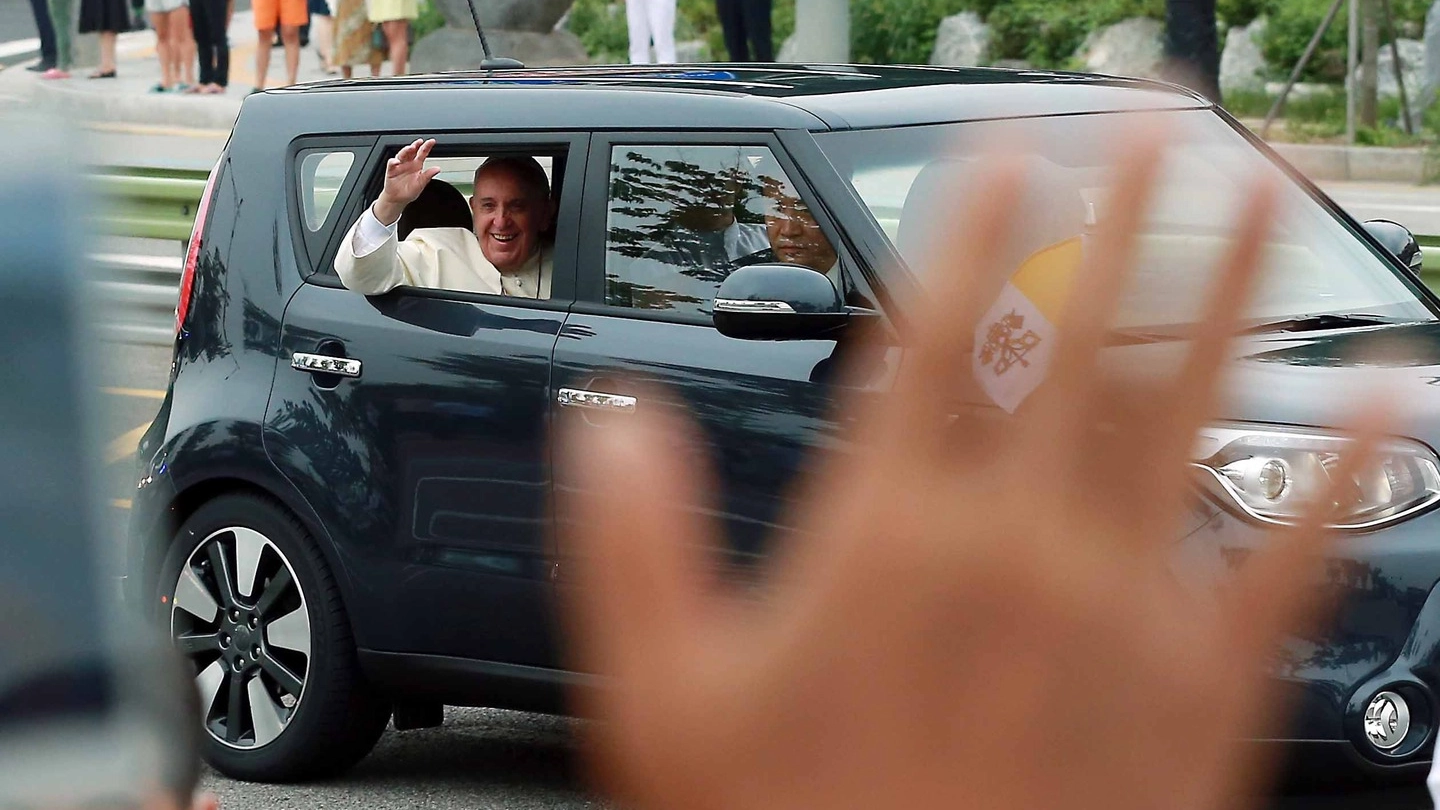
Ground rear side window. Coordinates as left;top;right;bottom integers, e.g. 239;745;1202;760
299;150;358;232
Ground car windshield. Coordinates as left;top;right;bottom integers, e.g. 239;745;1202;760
813;110;1434;330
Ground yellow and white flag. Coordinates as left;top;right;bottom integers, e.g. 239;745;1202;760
973;237;1083;413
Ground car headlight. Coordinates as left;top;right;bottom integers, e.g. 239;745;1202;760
1192;423;1440;530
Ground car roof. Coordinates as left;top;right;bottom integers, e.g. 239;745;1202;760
254;64;1213;133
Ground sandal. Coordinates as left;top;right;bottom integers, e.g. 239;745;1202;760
148;82;169;93
40;67;72;79
174;83;192;93
202;83;226;94
88;69;117;79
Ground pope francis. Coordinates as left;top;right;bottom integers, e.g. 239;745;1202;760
335;138;555;299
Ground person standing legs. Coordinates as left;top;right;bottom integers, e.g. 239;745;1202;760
714;0;747;61
149;6;175;90
43;0;74;77
627;0;654;64
189;0;228;91
27;0;59;71
740;0;771;62
174;3;196;87
648;0;675;63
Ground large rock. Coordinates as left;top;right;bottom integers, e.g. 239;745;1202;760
1076;17;1165;79
411;27;588;71
433;0;573;34
929;11;989;67
1375;38;1426;100
1219;18;1267;93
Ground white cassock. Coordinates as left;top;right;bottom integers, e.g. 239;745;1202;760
334;206;552;299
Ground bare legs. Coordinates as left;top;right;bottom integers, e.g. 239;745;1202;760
255;23;299;89
380;18;406;76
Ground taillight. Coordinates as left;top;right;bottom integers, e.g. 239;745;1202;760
176;159;222;336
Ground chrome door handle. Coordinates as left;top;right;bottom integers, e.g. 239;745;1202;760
292;352;362;378
557;387;636;413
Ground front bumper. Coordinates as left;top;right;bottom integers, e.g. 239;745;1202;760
1185;499;1440;780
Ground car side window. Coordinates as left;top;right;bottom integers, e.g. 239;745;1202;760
604;145;839;319
299;150;358;232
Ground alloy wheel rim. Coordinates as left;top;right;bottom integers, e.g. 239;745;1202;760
170;526;311;750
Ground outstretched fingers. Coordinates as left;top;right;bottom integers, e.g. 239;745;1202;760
560;405;724;696
882;152;1029;458
1023;128;1166;457
1153;177;1280;490
1221;402;1395;673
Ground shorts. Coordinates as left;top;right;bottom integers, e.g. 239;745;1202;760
254;0;308;29
144;0;186;14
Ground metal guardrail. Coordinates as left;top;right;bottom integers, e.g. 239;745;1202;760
89;252;181;346
92;165;208;242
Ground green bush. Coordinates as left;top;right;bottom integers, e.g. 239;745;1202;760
1236;0;1431;82
986;0;1164;68
567;0;630;62
850;0;970;64
413;0;445;41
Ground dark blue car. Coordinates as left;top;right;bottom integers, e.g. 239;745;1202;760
126;64;1440;784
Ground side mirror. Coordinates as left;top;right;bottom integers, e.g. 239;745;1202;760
1363;219;1424;276
713;263;848;340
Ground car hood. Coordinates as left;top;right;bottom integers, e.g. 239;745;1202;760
1105;321;1440;446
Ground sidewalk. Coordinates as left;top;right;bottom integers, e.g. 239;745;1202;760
0;9;339;131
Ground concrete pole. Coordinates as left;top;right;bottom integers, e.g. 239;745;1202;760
1347;0;1359;143
791;0;850;63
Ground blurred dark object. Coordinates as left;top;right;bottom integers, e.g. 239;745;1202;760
26;0;59;71
716;0;773;61
1363;218;1424;275
398;179;472;240
1164;0;1222;103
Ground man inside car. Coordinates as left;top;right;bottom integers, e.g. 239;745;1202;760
748;158;839;277
335;138;555;299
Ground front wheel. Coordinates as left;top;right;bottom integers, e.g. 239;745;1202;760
158;493;390;782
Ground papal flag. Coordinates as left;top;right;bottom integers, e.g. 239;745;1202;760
973;236;1083;413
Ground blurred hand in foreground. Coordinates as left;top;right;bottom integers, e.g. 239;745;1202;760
561;129;1387;810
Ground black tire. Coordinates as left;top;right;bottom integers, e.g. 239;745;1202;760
157;492;390;782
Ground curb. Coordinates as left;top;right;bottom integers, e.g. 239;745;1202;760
1267;142;1431;184
32;78;241;130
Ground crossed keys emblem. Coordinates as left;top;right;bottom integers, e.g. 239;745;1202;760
979;310;1042;377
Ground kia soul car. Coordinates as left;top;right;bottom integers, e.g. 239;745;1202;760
126;64;1440;783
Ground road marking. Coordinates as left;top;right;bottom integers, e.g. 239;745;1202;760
111;499;132;510
0;38;40;59
1334;202;1440;214
83;122;230;139
107;422;152;464
102;386;167;400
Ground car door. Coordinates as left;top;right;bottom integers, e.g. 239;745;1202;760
265;133;587;668
551;133;897;573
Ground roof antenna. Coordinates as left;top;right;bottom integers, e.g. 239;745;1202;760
463;0;526;69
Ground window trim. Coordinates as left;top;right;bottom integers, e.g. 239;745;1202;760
287;135;378;282
309;131;591;309
579;131;863;327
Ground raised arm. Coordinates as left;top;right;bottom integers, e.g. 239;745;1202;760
373;138;442;225
334;138;443;295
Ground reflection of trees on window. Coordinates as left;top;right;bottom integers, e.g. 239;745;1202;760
606;149;782;314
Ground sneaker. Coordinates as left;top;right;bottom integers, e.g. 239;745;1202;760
25;62;55;73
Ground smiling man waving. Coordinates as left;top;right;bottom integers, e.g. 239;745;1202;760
335;138;556;299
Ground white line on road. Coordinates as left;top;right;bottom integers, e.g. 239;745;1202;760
0;38;40;59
